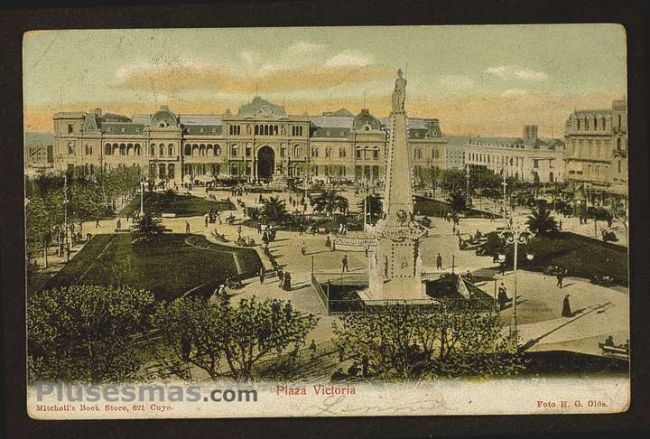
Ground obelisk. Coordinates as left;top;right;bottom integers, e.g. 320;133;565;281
364;69;427;302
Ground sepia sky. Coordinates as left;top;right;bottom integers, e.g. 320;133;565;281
23;24;626;136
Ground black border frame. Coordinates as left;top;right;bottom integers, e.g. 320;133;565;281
1;1;648;438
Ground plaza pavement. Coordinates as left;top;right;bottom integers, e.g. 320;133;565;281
40;186;629;358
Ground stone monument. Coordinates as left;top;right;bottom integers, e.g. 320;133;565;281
360;69;429;303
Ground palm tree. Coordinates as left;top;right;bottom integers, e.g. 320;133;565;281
526;204;558;236
131;213;166;243
261;196;289;224
312;190;349;216
446;191;467;215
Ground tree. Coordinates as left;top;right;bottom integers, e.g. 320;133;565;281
69;183;104;236
610;198;628;239
150;297;225;380
261;196;289;224
446;191;467;215
358;194;383;225
312;190;349;216
27;285;155;383
151;296;318;381
333;302;523;380
439;169;466;193
131;213;166;243
220;297;318;381
526;204;558;236
26;195;53;269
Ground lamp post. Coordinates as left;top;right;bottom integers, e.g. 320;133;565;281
498;223;534;342
139;177;145;218
501;170;508;225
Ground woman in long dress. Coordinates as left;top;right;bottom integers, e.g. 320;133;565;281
561;294;572;317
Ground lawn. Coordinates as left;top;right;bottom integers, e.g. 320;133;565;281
121;192;234;218
44;233;262;301
480;231;628;285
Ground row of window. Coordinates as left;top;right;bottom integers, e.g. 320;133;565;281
574;115;619;131
226;124;306;136
412;148;441;160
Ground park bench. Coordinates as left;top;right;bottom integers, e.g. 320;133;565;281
599;342;629;359
161;213;176;218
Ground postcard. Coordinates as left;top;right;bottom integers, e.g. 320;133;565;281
23;24;629;418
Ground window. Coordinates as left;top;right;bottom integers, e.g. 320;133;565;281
232;145;239;157
339;148;346;158
373;150;379;160
533;159;539;169
159;145;164;156
312;147;319;158
168;145;174;156
104;144;112;155
229;125;241;135
356;149;361;159
67;142;75;155
67;124;74;134
185;144;192;156
325;148;331;158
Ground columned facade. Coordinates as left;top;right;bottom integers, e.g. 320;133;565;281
52;97;448;185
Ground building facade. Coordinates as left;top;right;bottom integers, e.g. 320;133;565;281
52;97;447;185
564;97;628;192
464;125;565;183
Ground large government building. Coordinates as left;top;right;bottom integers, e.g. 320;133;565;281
464;125;566;183
52;97;447;185
563;97;628;193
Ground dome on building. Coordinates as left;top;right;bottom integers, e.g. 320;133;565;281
353;109;382;131
150;106;178;128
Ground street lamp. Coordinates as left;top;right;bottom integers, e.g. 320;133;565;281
139;177;145;218
498;223;534;342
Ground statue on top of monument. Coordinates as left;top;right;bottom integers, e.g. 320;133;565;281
391;68;407;113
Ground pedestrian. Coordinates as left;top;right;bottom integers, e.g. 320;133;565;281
259;267;265;284
497;282;510;310
95;219;101;228
561;294;573;317
338;344;345;362
347;361;360;377
277;268;284;283
361;355;369;377
204;214;209;227
556;269;565;288
330;367;346;383
364;244;369;258
436;253;443;270
301;241;307;256
282;271;292;291
325;235;331;248
185;221;191;234
309;340;317;360
341;254;349;272
116;218;121;231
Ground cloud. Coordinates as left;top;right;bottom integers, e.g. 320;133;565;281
287;41;325;56
325;50;372;67
501;88;530;97
485;65;549;81
437;75;475;90
112;62;393;95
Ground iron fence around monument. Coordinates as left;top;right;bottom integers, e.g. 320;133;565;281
309;271;494;315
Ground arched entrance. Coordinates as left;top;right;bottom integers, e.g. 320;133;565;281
257;146;275;181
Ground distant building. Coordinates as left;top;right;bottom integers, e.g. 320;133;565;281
51;97;448;185
564;97;627;194
464;125;565;183
445;136;467;170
